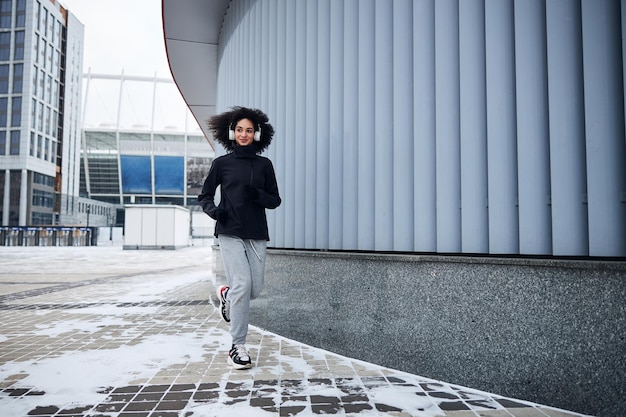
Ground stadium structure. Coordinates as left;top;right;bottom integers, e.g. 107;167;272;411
78;71;214;227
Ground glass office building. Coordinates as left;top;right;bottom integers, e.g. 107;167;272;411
0;0;83;226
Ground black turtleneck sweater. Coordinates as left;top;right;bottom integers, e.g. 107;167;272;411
198;144;281;241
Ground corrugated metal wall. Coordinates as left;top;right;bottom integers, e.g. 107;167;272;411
215;0;626;257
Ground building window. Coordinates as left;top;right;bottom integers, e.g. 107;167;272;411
44;137;49;160
32;212;53;225
39;69;44;99
41;8;47;37
33;34;38;58
0;63;8;93
9;130;19;155
46;74;51;104
0;130;5;155
32;189;54;208
11;96;21;126
37;134;41;158
37;101;43;131
0;0;11;29
29;131;34;156
46;41;52;71
55;21;61;48
52;110;57;138
51;140;56;163
32;65;37;94
53;50;59;76
39;40;45;67
30;98;35;128
44;106;50;135
48;14;54;40
33;172;54;186
15;0;25;28
0;32;10;61
0;97;7;126
35;1;40;31
53;80;58;106
9;171;20;224
12;63;22;93
13;30;24;60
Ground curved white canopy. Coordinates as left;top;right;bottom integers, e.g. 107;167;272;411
162;0;231;149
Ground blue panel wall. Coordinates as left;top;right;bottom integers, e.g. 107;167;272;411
214;0;626;257
120;155;151;194
154;156;184;194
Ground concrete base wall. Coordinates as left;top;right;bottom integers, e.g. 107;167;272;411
214;249;626;417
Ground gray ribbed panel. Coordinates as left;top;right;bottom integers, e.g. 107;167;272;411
215;0;626;257
546;0;588;256
459;0;488;254
315;0;330;249
265;0;279;245
515;0;552;255
284;0;297;249
343;0;359;250
413;0;437;252
485;0;519;254
435;0;461;253
329;0;344;250
392;0;415;252
581;0;626;257
374;0;394;251
357;0;376;251
304;0;318;249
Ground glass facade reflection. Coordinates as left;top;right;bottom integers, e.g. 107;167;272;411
80;129;213;208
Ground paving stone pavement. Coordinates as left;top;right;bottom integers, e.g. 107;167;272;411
0;246;592;417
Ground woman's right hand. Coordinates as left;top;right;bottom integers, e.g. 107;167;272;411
215;209;228;223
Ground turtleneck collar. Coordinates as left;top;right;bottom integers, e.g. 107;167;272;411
233;143;259;158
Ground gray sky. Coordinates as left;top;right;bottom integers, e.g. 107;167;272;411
57;0;201;132
59;0;172;78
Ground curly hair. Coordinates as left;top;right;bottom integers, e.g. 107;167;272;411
207;106;275;153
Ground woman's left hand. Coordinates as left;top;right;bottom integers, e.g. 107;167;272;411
244;185;259;201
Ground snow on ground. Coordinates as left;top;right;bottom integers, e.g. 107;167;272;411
2;331;227;404
0;246;587;417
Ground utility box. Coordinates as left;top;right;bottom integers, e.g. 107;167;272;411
123;205;190;250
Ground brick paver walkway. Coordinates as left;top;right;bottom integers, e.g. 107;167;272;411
0;246;590;417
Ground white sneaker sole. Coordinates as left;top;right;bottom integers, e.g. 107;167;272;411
228;355;252;370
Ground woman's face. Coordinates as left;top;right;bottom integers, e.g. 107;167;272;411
234;118;255;147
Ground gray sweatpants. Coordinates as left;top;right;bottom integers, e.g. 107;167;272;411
218;234;267;345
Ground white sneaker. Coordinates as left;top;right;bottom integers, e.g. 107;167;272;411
228;344;252;370
217;285;230;322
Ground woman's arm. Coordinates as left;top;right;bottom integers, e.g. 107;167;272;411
250;159;281;209
198;161;224;220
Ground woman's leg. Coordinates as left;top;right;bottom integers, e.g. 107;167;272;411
218;235;267;345
247;239;267;300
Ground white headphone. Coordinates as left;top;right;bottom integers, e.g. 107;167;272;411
229;123;261;141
